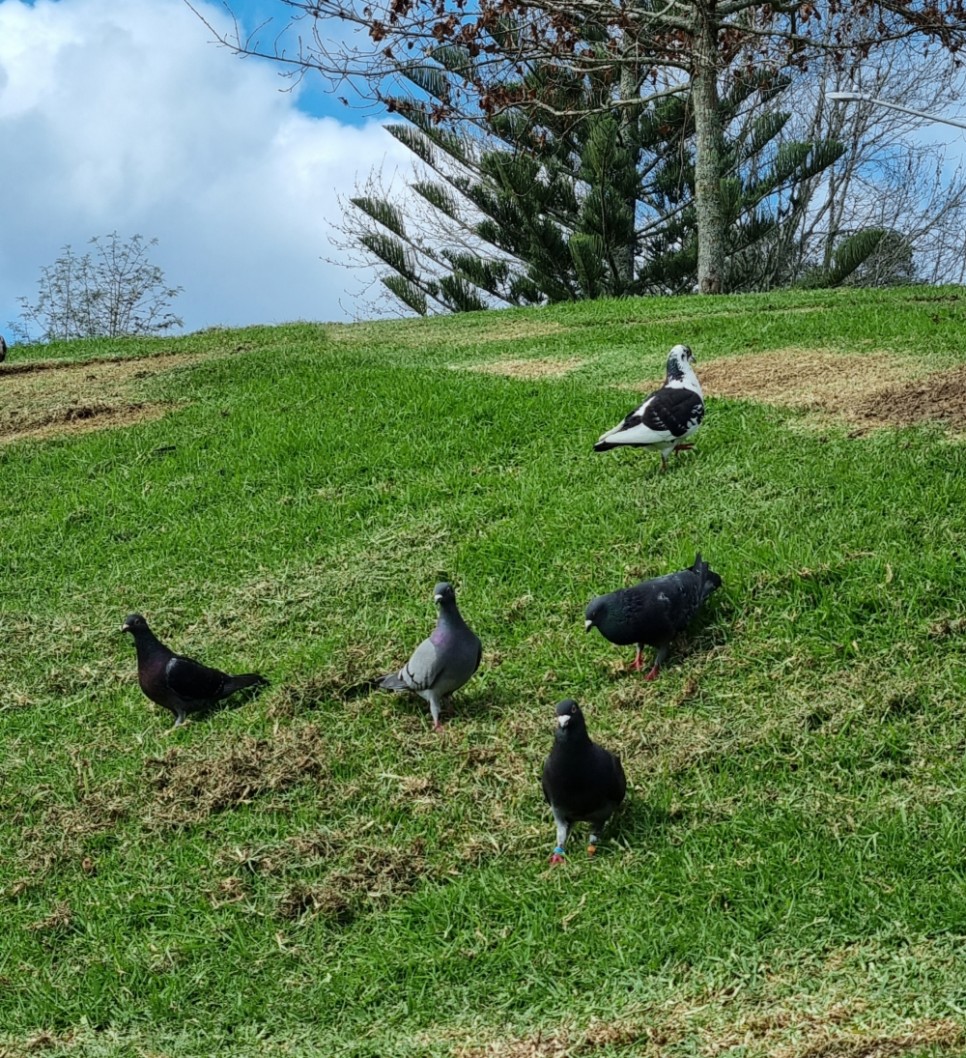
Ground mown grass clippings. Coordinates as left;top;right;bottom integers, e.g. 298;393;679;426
143;724;329;829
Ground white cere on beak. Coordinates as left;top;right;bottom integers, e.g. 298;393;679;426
584;619;593;630
434;594;443;603
558;715;571;728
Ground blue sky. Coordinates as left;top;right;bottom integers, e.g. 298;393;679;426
0;0;411;340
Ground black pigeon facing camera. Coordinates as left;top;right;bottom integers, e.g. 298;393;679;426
121;613;268;728
585;553;721;680
541;699;626;864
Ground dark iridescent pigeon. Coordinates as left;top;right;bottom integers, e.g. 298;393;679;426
542;700;626;863
595;344;704;471
379;582;482;731
121;613;268;727
585;553;721;679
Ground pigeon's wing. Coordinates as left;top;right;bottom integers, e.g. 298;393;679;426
541;760;553;805
661;570;712;632
397;636;445;692
605;749;628;804
598;388;703;447
165;653;226;701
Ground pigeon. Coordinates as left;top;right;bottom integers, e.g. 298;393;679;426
542;699;626;863
120;613;269;727
0;335;7;363
585;553;721;680
594;343;704;471
379;582;482;731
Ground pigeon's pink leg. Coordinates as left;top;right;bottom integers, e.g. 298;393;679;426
630;647;644;671
433;719;444;732
674;443;695;453
644;664;660;681
549;847;566;865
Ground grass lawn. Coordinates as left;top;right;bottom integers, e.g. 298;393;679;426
3;286;966;1056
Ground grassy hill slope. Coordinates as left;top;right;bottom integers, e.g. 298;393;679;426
3;287;966;1056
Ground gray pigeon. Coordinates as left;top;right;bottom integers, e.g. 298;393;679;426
542;700;626;863
121;613;269;727
585;553;721;679
594;344;704;471
379;582;482;731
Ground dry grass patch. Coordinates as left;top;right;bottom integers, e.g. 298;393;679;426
452;1012;963;1058
143;724;329;829
697;349;917;419
0;350;222;444
675;349;966;433
17;780;132;875
1;402;170;445
275;839;427;923
462;356;586;380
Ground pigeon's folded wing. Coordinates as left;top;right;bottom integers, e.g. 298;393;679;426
165;655;226;699
398;638;444;692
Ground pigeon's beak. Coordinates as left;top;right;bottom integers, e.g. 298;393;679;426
557;715;571;728
434;594;443;604
584;619;593;632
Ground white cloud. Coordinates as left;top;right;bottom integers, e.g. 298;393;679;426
0;0;412;335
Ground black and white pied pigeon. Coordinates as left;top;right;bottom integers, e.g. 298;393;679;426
121;614;269;728
542;699;627;864
379;582;482;731
585;553;722;680
595;344;704;471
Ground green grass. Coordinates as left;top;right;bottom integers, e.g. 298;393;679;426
4;286;966;1056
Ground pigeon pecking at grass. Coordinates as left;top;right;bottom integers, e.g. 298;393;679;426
585;553;722;680
542;699;627;864
594;343;705;472
121;613;269;728
379;582;482;731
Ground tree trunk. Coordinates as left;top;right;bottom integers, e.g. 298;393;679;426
691;0;725;294
616;56;640;289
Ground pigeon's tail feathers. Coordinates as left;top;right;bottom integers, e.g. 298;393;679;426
691;553;722;600
379;671;408;692
222;672;269;697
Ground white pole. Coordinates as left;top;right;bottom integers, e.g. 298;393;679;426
826;90;966;131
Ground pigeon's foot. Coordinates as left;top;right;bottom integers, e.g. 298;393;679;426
630;648;644;672
549;848;567;865
433;719;444;733
674;443;694;453
644;665;660;681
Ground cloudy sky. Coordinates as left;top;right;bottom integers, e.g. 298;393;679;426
0;0;413;338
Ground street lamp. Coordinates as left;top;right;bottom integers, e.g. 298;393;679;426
826;90;966;131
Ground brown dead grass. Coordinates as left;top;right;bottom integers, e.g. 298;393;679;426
275;839;426;923
0;350;217;444
462;356;586;380
690;349;966;433
18;781;132;875
452;1013;963;1058
143;724;329;829
697;350;917;420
